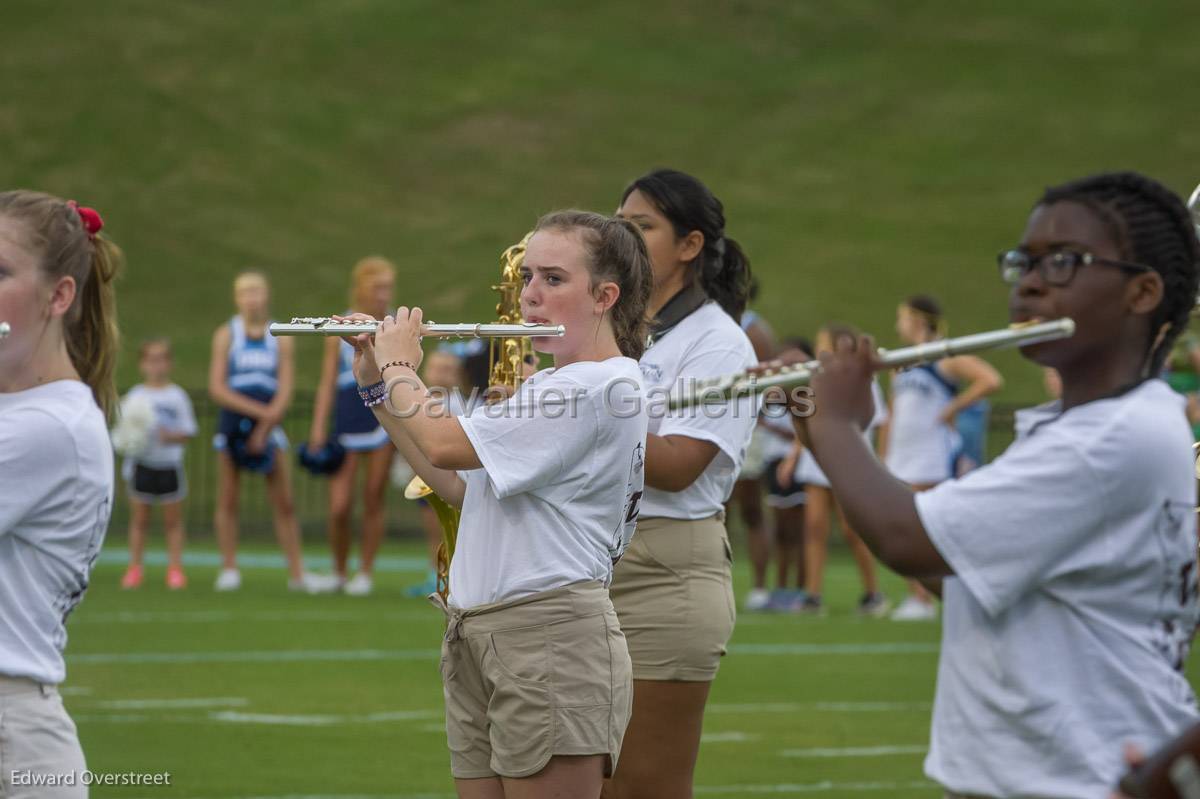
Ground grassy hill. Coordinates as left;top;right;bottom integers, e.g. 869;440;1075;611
5;0;1198;399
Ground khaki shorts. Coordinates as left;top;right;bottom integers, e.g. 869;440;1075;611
0;676;87;798
434;581;632;780
609;514;736;681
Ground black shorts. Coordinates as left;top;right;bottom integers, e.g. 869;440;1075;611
124;461;187;504
763;457;805;509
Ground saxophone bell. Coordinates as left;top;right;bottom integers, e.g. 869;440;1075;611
408;233;537;603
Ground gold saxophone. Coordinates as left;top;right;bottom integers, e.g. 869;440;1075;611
407;233;534;601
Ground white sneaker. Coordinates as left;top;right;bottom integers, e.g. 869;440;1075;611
743;588;770;611
289;571;343;594
214;568;242;592
891;595;938;621
343;572;374;596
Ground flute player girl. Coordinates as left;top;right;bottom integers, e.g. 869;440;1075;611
791;171;1200;798
345;210;651;798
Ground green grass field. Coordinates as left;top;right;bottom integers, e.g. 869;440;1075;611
6;1;1200;401
72;542;939;798
69;539;1200;798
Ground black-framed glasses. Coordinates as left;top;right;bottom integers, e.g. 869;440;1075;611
997;248;1153;286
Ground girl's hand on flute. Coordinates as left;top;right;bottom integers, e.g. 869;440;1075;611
333;313;383;386
374;306;426;374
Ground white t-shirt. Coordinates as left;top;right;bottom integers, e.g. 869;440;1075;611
451;357;648;609
915;379;1199;798
120;383;197;467
639;301;759;519
0;381;114;685
795;380;887;489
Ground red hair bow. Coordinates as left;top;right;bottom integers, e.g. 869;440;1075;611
67;200;104;239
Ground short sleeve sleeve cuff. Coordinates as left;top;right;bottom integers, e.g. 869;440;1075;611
457;414;518;499
915;486;1006;618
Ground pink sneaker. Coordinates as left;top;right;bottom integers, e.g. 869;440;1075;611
166;566;187;590
120;564;143;590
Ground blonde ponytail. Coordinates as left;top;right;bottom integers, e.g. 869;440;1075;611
68;235;121;418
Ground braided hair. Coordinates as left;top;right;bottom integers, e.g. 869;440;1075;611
1039;171;1200;375
621;169;752;322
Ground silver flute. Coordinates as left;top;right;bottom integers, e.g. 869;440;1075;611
268;317;565;338
0;322;9;339
669;318;1075;409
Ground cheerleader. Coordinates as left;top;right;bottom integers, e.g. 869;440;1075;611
118;338;196;590
0;191;119;795
307;257;396;595
608;169;758;799
759;337;814;610
345;211;651;796
882;295;1003;621
780;323;888;616
208;271;333;593
793;171;1200;798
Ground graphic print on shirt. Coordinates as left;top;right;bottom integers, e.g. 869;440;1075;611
53;493;111;648
1152;499;1200;673
612;441;646;560
230;345;276;374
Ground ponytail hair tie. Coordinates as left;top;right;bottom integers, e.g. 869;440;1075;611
67;200;104;239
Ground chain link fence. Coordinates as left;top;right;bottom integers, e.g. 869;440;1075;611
106;391;1024;542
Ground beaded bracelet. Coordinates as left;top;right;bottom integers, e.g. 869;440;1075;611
358;380;388;408
380;359;417;378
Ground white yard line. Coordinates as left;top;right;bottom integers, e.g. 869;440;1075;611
94;697;249;709
729;642;938;655
96;549;428;572
70;648;440;665
59;686;93;696
74;708;443;726
70;642;935;666
694;781;936;794
210;709;444;726
700;731;760;743
708;701;930;714
173;784;937;799
779;745;927;758
73;610;439;625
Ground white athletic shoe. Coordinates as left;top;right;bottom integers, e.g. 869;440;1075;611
743;588;771;611
890;595;938;621
343;572;374;597
214;568;242;592
289;571;343;594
